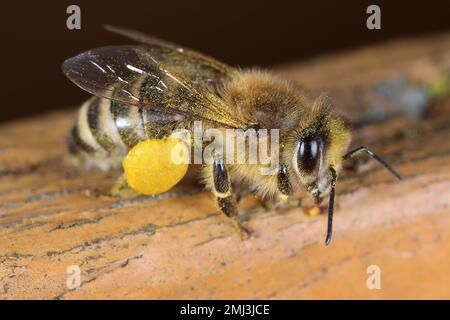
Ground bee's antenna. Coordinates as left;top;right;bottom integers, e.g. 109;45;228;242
325;167;337;245
343;146;403;180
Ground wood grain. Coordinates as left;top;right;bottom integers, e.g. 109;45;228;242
1;32;450;299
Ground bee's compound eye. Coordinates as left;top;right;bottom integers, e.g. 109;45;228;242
297;137;320;174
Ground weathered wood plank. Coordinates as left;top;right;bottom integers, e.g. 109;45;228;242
1;32;450;299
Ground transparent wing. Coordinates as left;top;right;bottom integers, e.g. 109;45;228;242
62;45;252;128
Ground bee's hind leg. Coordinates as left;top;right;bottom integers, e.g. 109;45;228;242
208;155;253;239
110;174;139;197
260;163;295;212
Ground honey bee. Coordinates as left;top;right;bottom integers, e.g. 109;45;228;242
63;25;402;245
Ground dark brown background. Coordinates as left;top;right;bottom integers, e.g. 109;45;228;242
1;0;449;122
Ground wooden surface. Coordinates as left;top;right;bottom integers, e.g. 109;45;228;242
1;33;450;299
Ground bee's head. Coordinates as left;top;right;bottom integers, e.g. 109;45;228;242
284;95;402;245
288;101;352;200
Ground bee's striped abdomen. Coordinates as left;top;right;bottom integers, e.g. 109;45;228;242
68;96;189;170
110;101;147;148
68;124;96;155
140;107;185;139
70;98;103;154
86;97;122;153
69;96;127;170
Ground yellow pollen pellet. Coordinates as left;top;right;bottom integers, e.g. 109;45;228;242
123;139;189;196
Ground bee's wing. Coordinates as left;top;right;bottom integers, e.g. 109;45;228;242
62;45;253;128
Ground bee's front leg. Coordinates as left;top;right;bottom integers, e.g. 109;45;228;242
209;155;252;239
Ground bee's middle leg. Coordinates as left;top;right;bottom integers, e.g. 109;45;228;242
208;156;252;239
